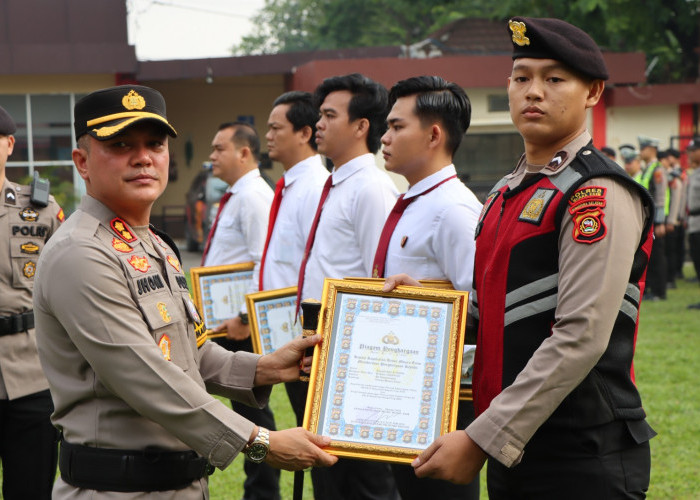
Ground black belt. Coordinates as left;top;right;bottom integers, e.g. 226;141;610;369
59;440;215;492
0;311;34;336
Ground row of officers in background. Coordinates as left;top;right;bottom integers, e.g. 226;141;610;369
603;138;700;307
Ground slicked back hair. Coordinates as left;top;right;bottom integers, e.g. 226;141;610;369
273;91;318;150
388;76;471;156
218;121;261;162
313;73;389;154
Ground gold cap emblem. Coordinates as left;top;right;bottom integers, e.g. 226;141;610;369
122;90;146;111
509;20;530;46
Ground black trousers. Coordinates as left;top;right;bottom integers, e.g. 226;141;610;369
0;389;58;500
486;420;651;500
689;231;700;280
673;224;686;277
665;226;679;284
390;400;479;500
646;233;667;298
215;337;280;500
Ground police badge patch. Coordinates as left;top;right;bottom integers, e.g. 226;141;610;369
568;186;607;244
518;188;556;225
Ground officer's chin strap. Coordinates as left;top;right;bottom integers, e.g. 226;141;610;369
293;300;322;500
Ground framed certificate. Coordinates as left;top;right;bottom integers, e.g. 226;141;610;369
245;286;302;355
189;263;255;338
344;277;455;290
303;279;468;464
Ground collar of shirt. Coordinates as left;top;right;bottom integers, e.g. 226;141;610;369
283;154;325;190
404;164;456;200
508;130;592;181
229;168;262;195
330;153;376;186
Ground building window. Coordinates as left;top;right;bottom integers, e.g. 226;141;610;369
487;94;509;113
0;94;85;212
454;132;523;200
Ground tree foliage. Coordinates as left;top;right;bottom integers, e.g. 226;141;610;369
233;0;700;83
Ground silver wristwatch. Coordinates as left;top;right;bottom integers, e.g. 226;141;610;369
243;427;270;463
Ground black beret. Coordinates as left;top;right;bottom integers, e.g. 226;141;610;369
508;17;609;80
686;138;700;152
600;146;616;157
0;105;17;136
666;148;680;158
74;85;177;141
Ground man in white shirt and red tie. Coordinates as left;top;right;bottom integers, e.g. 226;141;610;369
296;73;399;499
374;75;482;500
201;122;280;500
259;91;329;427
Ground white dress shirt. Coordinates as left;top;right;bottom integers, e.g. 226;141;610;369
384;165;482;292
203;169;273;298
302;153;398;301
262;155;330;290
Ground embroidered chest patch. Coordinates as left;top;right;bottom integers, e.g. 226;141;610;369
568;186;607;244
127;255;151;273
112;237;133;253
167;255;181;272
518;188;556;225
158;334;172;361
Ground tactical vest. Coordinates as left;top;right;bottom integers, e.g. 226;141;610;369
639;161;670;216
471;146;654;429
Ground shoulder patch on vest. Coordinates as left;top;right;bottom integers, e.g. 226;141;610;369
569;186;607;244
518;188;556;225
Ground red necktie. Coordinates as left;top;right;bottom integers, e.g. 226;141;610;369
295;175;333;318
371;175;457;278
259;176;286;290
201;191;232;265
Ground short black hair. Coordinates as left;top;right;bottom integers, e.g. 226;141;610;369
666;148;680;158
219;121;260;162
314;73;388;154
273;91;318;151
388;76;471;156
657;150;669;160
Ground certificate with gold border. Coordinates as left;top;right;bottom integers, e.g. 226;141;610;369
303;279;467;464
245;286;301;355
189;263;254;338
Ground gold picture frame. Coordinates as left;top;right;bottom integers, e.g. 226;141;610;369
245;286;301;355
189;263;255;339
303;278;468;464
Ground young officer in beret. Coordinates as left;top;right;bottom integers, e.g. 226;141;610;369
405;17;656;498
0;105;63;498
33;85;336;499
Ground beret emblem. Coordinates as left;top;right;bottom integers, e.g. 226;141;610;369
122;90;146;111
509;20;530;46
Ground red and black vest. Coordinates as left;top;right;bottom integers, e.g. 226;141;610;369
471;146;654;429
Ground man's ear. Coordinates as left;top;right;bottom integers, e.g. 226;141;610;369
72;148;90;181
585;79;605;109
355;117;370;139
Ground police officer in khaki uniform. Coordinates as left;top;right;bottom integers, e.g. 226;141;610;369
0;105;63;499
33;85;336;499
392;18;655;499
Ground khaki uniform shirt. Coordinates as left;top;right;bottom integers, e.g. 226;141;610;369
34;195;271;499
466;132;650;467
0;178;62;399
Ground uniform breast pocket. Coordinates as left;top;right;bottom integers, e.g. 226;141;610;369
9;236;45;290
137;295;190;371
272;226;302;264
388;252;434;279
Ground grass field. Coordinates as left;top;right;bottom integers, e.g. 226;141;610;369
205;267;700;499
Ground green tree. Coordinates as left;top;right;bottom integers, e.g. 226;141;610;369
234;0;700;83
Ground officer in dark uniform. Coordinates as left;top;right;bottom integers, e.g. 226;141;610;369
405;17;655;499
0;105;63;498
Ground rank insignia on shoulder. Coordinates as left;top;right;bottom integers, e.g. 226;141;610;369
128;255;151;273
167;255;181;272
111;217;137;243
5;188;16;205
112;237;133;253
519;188;556;225
20;242;40;254
19;207;39;222
57;207;65;222
157;302;172;323
23;261;36;278
158;334;172;361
